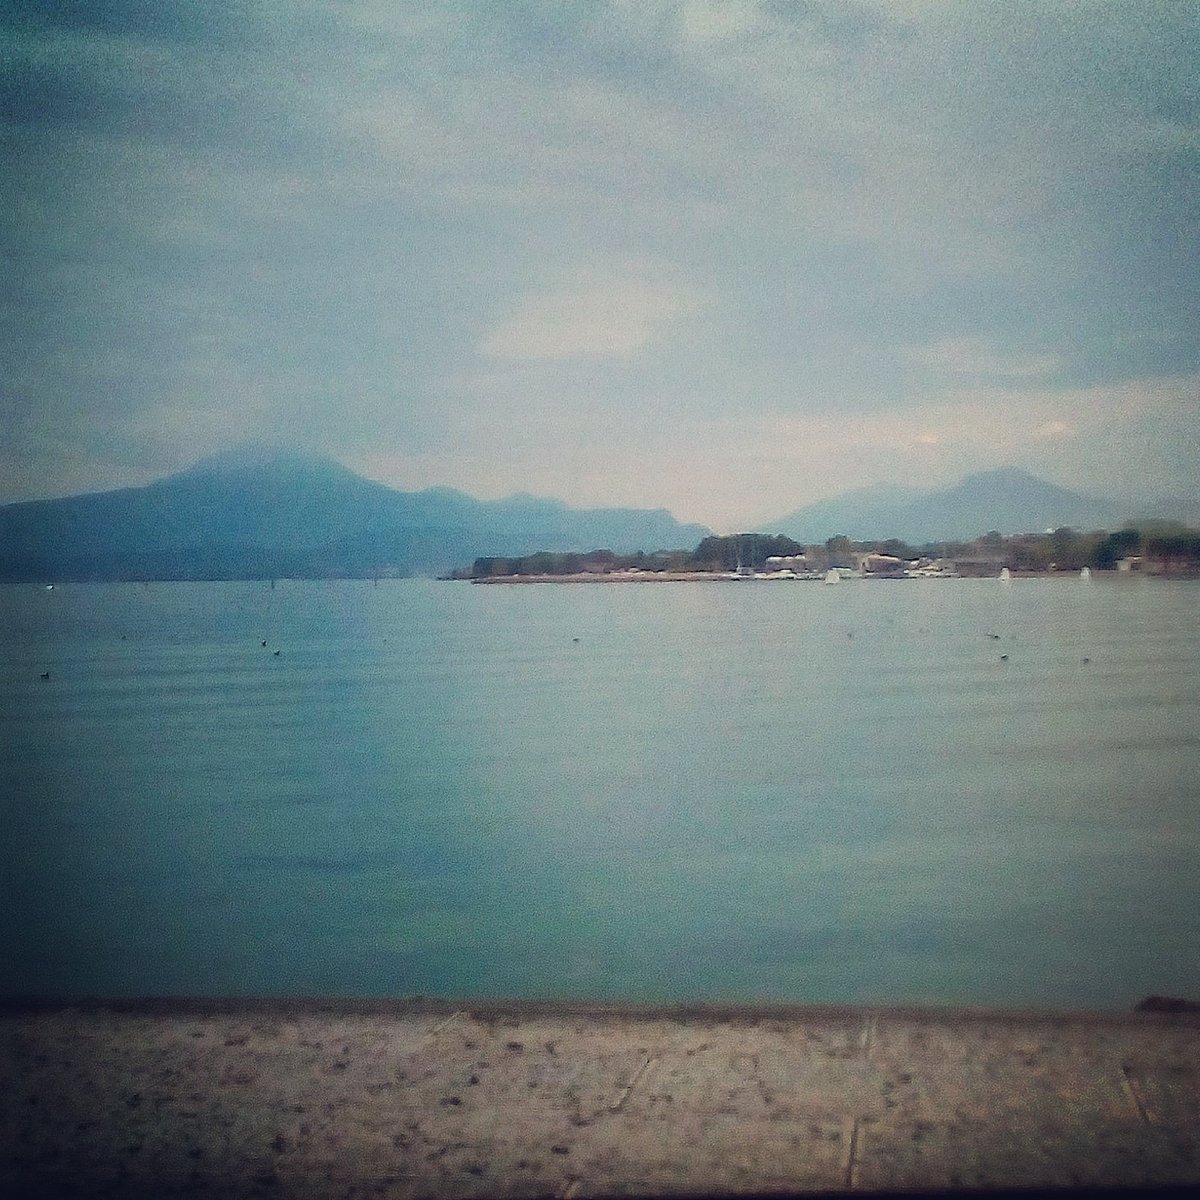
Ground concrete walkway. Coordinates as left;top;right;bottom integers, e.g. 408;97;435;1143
3;999;1199;1197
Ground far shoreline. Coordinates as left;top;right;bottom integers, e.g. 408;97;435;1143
470;570;734;584
465;569;1190;584
5;992;1198;1022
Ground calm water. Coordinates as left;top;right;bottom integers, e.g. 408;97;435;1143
2;577;1198;1010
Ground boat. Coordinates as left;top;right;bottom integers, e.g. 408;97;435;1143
1080;567;1091;581
999;567;1011;582
824;568;840;585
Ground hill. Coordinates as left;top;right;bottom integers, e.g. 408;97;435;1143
761;468;1120;542
0;448;711;581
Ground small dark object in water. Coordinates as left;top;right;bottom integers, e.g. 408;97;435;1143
986;632;1001;640
273;649;281;656
572;637;580;643
999;654;1008;661
1136;995;1200;1013
1082;656;1091;664
39;671;50;680
262;640;268;647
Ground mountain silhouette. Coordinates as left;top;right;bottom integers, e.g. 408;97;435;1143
0;448;711;581
762;468;1120;542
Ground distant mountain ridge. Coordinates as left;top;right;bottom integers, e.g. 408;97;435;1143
0;448;711;581
761;468;1121;543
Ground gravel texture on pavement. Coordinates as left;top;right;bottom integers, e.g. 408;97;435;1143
3;998;1198;1197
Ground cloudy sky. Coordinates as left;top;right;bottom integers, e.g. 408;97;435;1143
3;1;1197;530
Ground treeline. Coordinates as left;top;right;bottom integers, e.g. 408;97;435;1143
838;524;1200;571
463;549;694;578
988;523;1200;571
718;524;1200;572
465;537;812;577
690;534;806;570
459;520;1200;578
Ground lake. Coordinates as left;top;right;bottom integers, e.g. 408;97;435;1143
2;576;1197;1010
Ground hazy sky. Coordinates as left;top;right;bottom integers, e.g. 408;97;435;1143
3;1;1197;530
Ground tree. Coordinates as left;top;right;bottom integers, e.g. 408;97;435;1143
878;538;915;560
472;557;512;577
824;535;854;567
1095;527;1141;569
689;533;804;571
1146;533;1200;569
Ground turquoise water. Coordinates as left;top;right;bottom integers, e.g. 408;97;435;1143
2;577;1198;1009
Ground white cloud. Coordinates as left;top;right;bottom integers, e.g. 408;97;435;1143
906;338;1061;381
480;267;707;361
1034;420;1074;440
677;0;764;47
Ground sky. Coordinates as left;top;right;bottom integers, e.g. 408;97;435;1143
2;0;1197;531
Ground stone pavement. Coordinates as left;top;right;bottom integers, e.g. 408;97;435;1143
2;998;1198;1197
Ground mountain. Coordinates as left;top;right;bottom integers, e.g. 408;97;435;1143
758;482;926;543
1129;487;1200;528
761;468;1121;543
0;448;711;581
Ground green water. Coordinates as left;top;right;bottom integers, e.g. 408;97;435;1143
2;576;1197;1009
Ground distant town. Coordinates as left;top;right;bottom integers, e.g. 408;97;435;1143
455;524;1200;583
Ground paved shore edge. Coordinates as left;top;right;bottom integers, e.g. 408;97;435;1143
6;997;1199;1197
4;993;1199;1023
